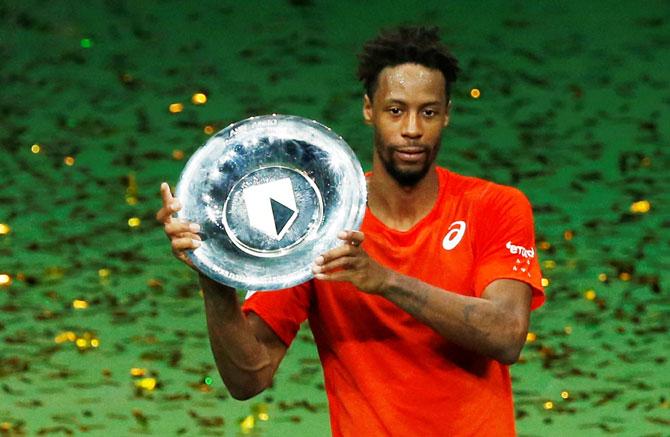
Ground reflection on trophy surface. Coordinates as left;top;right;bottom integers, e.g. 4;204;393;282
175;114;367;290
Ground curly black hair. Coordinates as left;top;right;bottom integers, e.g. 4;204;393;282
357;26;460;101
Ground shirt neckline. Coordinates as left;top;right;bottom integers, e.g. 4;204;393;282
364;167;449;235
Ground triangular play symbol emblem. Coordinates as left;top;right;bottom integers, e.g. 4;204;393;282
270;198;295;236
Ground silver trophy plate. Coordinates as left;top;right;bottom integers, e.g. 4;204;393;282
175;114;367;290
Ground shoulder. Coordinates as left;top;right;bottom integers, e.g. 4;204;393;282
438;167;531;209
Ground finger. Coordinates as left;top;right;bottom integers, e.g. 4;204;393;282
158;199;183;223
312;255;357;274
156;184;176;223
160;182;174;207
164;221;200;237
315;244;356;265
338;230;365;246
314;270;351;282
171;236;201;252
174;231;202;241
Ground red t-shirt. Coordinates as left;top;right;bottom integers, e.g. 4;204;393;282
243;167;545;436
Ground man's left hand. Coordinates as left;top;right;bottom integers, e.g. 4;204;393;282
312;230;390;294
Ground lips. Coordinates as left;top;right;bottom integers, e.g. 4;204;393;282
393;147;427;163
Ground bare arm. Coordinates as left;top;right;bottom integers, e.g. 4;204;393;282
381;275;531;364
200;275;287;399
314;231;532;364
156;182;287;399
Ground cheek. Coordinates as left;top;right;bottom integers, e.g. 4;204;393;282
426;124;444;142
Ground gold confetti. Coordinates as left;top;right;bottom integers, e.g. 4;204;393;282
470;88;481;98
65;332;100;351
598;273;608;282
204;125;215;135
539;241;551;251
563;230;574;241
526;332;537;343
561;391;570;399
240;415;255;434
98;268;111;278
192;92;207;105
619;272;632;281
252;403;270;421
169;102;184;113
564;326;573;335
630;200;651;214
542;260;556;269
54;331;77;343
172;149;185;160
31;144;41;153
72;299;89;309
126;172;138;205
147;278;163;289
128;217;141;227
64;156;75;166
130;368;147;377
543;401;554;410
541;278;550;287
585;289;596;300
135;377;157;391
0;223;10;235
0;274;11;287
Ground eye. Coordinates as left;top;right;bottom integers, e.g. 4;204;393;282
388;107;402;115
423;109;437;117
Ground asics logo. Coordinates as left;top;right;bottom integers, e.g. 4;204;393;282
442;221;466;250
506;241;535;258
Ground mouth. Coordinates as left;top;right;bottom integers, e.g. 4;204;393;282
393;147;427;163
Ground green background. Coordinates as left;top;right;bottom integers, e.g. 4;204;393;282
1;1;668;435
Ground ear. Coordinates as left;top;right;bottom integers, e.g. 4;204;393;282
363;94;373;125
443;99;452;128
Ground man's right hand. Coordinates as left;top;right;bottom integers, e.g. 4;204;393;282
156;182;202;271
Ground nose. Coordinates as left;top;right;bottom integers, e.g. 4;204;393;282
401;112;422;139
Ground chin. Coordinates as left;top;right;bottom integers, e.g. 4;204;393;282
389;168;429;187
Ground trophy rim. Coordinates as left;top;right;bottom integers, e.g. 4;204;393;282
175;114;367;290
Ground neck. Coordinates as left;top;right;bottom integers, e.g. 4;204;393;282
367;159;440;231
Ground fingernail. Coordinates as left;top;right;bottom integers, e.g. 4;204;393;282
312;264;321;273
338;231;347;238
192;239;201;248
315;256;324;265
190;223;200;232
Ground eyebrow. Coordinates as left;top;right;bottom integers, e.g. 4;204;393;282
384;98;443;106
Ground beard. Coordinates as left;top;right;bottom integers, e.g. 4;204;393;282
374;130;440;187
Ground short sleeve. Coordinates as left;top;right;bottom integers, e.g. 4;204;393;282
241;280;313;346
473;185;545;310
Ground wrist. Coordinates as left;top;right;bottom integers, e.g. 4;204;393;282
199;273;236;295
378;268;399;296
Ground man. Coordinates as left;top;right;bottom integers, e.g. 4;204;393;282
156;26;545;436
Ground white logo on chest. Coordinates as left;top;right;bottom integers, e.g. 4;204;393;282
442;220;467;250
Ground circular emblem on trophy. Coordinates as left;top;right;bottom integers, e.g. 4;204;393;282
222;166;324;257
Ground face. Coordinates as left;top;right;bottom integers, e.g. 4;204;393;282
363;63;450;187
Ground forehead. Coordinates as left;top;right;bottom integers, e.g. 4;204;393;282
374;63;447;103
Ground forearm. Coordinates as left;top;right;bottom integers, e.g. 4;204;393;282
381;272;528;364
199;275;274;398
